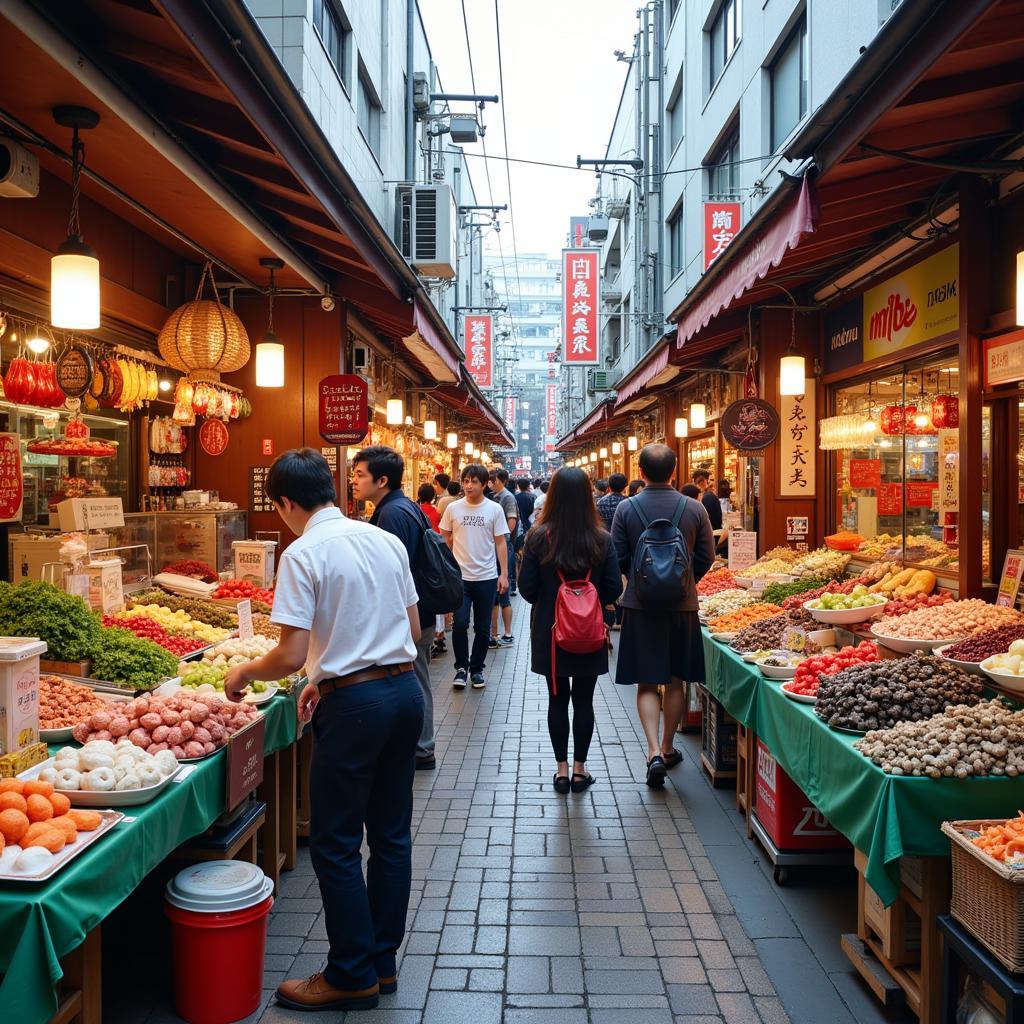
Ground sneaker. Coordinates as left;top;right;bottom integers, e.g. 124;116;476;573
431;638;447;657
498;635;515;646
453;669;468;689
471;673;486;689
416;754;436;770
487;636;500;650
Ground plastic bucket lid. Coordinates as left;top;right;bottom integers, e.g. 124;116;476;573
165;860;273;914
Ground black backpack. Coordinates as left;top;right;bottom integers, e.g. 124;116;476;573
629;494;692;607
412;507;464;615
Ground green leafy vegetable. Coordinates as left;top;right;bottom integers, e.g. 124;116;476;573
0;580;101;661
759;576;829;606
90;627;179;689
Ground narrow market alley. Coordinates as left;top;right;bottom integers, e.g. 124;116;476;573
105;597;911;1024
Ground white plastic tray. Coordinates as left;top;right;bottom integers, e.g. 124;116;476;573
0;810;123;882
20;757;182;807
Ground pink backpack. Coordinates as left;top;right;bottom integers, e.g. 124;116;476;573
550;569;607;694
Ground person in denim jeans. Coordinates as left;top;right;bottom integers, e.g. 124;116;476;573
440;464;509;690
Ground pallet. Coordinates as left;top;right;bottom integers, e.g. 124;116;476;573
700;751;737;788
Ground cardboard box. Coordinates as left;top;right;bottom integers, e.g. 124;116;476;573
56;497;125;532
0;741;48;777
854;849;922;966
86;559;124;614
11;532;110;583
233;540;277;587
0;637;47;756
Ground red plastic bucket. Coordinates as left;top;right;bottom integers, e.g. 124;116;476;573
164;862;274;1024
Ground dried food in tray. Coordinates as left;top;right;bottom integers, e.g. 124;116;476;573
0;810;123;882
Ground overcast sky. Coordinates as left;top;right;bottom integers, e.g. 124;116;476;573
419;0;639;258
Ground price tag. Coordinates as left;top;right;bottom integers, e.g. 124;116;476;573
226;714;266;810
237;599;254;640
782;627;807;653
751;578;768;593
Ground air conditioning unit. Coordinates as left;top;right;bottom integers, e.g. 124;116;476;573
587;215;609;242
396;185;457;279
605;197;627;219
587;370;613;393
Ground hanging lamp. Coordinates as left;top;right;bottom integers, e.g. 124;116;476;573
255;258;285;388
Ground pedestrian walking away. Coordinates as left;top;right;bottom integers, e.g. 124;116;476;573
351;446;438;770
519;466;622;794
611;443;715;789
596;472;627;531
417;482;442;533
440;464;509;689
487;467;519;639
224;448;423;1012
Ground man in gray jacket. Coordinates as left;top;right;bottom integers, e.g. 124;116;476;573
611;443;716;788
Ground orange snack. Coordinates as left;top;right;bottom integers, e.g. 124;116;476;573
48;792;71;817
0;778;24;795
972;812;1024;862
0;792;28;814
23;821;62;845
708;604;785;634
47;815;78;843
0;808;29;844
26;794;54;823
24;828;65;853
0;831;5;854
67;809;102;831
23;780;54;798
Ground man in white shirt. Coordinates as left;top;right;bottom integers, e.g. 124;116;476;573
224;449;422;1013
440;463;508;690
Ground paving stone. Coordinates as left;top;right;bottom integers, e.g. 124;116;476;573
661;957;708;985
430;967;468;989
506;955;549;993
423;990;501;1024
507;925;580;956
666;983;721;1016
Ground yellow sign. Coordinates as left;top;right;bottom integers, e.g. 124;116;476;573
862;244;959;362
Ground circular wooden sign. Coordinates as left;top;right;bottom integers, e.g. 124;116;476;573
720;399;780;452
199;417;229;456
55;346;93;397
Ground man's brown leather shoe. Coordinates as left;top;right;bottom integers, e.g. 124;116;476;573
378;974;398;994
276;972;380;1011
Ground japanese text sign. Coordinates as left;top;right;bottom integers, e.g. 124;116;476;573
849;459;882;490
997;549;1024;608
984;331;1024;387
728;531;758;571
562;249;600;365
464;315;493;389
877;483;903;516
199;418;229;457
906;481;938;508
318;374;369;445
0;433;23;523
779;388;815;497
546;385;558;438
703;201;742;270
938;429;959;514
226;713;265;810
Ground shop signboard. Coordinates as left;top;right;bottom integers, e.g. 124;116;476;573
546;384;558;440
938;429;959;514
464;315;493;388
823;297;864;375
849;459;882;490
562;249;600;365
248;466;274;514
984;331;1024;387
779;389;815;496
237;599;253;641
877;483;903;516
199;418;229;456
906;481;938;507
728;530;758;571
320;446;339;473
0;433;23;523
996;549;1024;608
318;374;368;444
720;399;780;452
703;201;742;269
226;713;265;811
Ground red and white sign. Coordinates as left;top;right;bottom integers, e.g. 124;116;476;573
562;249;600;365
546;384;558;437
503;396;516;429
0;433;23;522
849;459;882;490
261;439;274;457
703;201;742;270
199;418;229;457
318;374;369;445
877;482;903;516
984;331;1024;388
906;481;938;508
465;314;493;389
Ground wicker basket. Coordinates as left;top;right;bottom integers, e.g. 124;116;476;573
942;819;1024;971
158;262;250;382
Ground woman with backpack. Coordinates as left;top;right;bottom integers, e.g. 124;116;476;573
518;466;622;794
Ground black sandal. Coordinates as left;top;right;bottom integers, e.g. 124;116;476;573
662;748;683;770
552;773;571;794
570;772;595;794
646;756;667;789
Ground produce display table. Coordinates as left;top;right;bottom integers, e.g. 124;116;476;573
701;630;1024;906
0;690;298;1024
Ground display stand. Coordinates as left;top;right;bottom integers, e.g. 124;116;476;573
735;723;754;837
50;926;101;1024
938;914;1024;1024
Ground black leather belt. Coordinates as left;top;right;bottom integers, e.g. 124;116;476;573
317;662;414;696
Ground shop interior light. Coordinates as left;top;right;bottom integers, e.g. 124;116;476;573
627;435;638;451
1017;251;1024;326
779;354;806;396
26;334;50;355
612;441;622;455
404;414;413;426
446;431;458;449
590;451;598;462
386;398;404;425
674;417;688;438
158;378;172;393
599;447;608;459
690;404;707;429
424;419;438;440
256;257;285;388
473;447;481;459
482;451;490;462
464;440;474;455
913;411;930;428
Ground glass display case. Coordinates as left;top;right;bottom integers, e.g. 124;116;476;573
110;511;247;574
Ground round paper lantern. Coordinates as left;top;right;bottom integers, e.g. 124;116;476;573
931;394;959;429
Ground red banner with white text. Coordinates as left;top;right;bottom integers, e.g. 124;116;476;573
465;314;493;389
562;249;600;365
703;201;742;270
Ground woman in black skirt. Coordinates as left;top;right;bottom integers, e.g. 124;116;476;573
519;467;622;794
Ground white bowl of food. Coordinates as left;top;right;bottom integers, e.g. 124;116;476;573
980;654;1024;695
754;652;802;680
870;628;959;654
802;595;888;625
933;643;986;676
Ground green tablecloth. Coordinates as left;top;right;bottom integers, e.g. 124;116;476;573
701;632;1024;905
0;690;298;1024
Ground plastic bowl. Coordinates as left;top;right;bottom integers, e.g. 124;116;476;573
781;681;817;704
870;628;960;654
755;655;800;680
980;658;1024;695
802;598;888;625
807;629;837;649
933;643;986;676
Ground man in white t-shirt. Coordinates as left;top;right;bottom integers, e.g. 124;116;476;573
440;463;509;690
223;448;422;1013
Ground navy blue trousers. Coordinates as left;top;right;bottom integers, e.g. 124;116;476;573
309;670;424;990
452;577;498;673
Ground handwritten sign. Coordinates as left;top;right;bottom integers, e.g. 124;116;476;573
320;446;339;472
938;429;959;514
0;433;23;523
849;459;882;490
237;599;253;640
783;626;807;653
199;418;229;456
248;466;275;514
997;550;1024;608
226;713;265;810
728;531;758;571
779;388;815;496
906;481;938;508
318;374;368;445
877;483;903;516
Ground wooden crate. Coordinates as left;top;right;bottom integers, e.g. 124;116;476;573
856;849;921;967
699;685;737;787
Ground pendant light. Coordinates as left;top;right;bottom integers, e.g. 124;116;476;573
26;332;50;355
779;308;806;396
256;258;285;388
599;446;608;459
627;435;638;451
386;398;404;424
424;419;438;440
473;447;481;459
590;451;597;463
863;382;877;436
464;440;474;455
690;403;707;429
51;106;101;330
1017;251;1024;326
612;441;622;455
447;431;458;449
674;417;688;438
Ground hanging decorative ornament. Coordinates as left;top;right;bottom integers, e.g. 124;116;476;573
192;380;213;416
157;261;250;382
931;393;959;429
55;344;93;398
172;400;195;426
174;377;194;409
227;392;240;419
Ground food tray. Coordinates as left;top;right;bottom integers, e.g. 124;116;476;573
828;723;868;735
942;819;1024;972
40;690;131;743
19;757;183;806
870;627;959;654
781;682;816;704
934;643;986;676
734;577;753;589
803;598;888;625
979;658;1024;696
755;659;799;680
711;632;737;643
0;810;123;882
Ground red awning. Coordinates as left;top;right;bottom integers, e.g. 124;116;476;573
676;175;818;347
613;341;680;409
555;400;614;451
402;298;462;383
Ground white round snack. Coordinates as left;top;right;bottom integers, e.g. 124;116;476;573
114;754;137;772
84;739;116;757
54;747;79;767
115;772;141;791
81;767;115;791
13;846;54;873
154;750;179;777
38;767;59;785
79;748;114;772
55;768;81;791
136;763;162;787
0;844;21;871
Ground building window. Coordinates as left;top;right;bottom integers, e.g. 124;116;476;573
707;127;740;198
667;207;684;278
667;0;681;27
709;0;741;90
313;0;351;87
770;16;808;151
667;74;684;151
358;67;382;157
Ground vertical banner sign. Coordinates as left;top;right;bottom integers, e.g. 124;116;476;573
318;375;368;444
703;201;742;270
0;433;23;522
997;550;1024;608
546;384;558;450
938;429;959;513
562;249;600;365
465;314;493;388
503;396;517;451
779;387;815;497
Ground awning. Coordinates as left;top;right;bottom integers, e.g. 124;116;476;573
434;375;515;448
402;299;461;384
676;175;818;346
613;340;680;409
555;399;615;451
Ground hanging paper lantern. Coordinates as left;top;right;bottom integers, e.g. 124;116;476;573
172;401;195;426
881;405;906;436
192;381;214;415
175;377;194;408
931;394;959;429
